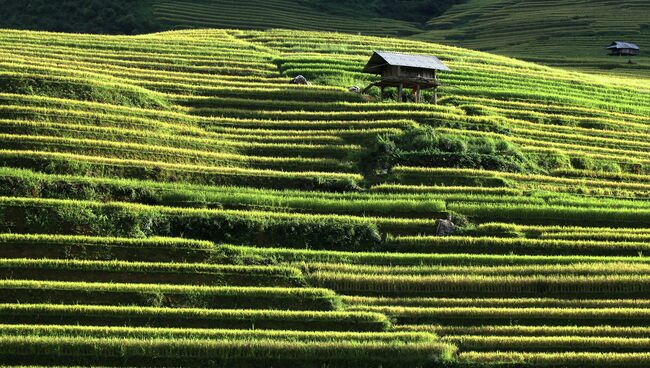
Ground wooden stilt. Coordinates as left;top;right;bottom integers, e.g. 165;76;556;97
430;87;438;105
380;86;384;102
415;84;421;103
397;83;403;102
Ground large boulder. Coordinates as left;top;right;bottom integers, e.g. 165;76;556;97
436;219;457;236
348;86;362;93
290;75;310;85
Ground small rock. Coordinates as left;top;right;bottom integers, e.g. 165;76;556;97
290;75;310;85
436;219;457;236
349;86;362;93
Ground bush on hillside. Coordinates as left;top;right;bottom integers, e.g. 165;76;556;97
0;199;382;250
359;126;538;178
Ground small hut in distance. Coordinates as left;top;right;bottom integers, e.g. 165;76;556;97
606;41;640;56
362;51;451;104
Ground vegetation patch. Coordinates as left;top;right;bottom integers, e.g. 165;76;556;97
0;73;168;109
0;0;158;34
360;126;538;180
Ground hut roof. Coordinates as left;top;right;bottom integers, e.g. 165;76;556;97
606;41;640;50
362;51;451;74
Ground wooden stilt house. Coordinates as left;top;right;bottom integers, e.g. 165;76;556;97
606;41;640;56
362;51;451;104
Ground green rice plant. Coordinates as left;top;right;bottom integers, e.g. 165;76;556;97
0;118;360;158
439;125;650;164
392;166;650;193
390;166;514;188
0;324;437;343
460;351;650;367
0;280;341;311
0;150;362;191
174;97;436;112
0;133;352;172
0;51;281;84
303;261;650;277
310;272;650;298
373;217;442;236
552;169;650;182
0;102;201;133
0;167;445;218
0;165;528;206
397;324;650;338
0;303;392;331
369;184;524;196
504;125;650;153
166;84;363;102
0;258;305;287
0;71;169;109
541;232;650;242
446;335;650;353
1;28;650;365
0;96;415;132
474;223;650;238
448;96;649;126
347;305;650;326
343;296;650;309
201;118;417;131
0;335;456;367
0;233;214;263
384;235;650;256
189;107;465;123
152;0;424;38
216;244;650;267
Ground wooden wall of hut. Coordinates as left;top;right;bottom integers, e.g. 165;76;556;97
382;66;436;79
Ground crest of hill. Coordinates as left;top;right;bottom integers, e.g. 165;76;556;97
1;0;648;77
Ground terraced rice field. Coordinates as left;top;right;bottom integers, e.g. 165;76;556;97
153;0;421;36
0;28;650;366
417;0;650;77
149;0;650;77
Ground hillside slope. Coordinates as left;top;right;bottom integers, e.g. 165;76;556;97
149;0;650;77
415;0;650;76
0;28;650;366
152;0;421;36
1;0;648;76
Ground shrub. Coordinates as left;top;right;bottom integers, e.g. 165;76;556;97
0;198;382;249
359;126;537;179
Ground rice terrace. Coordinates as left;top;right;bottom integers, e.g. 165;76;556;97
0;0;648;367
